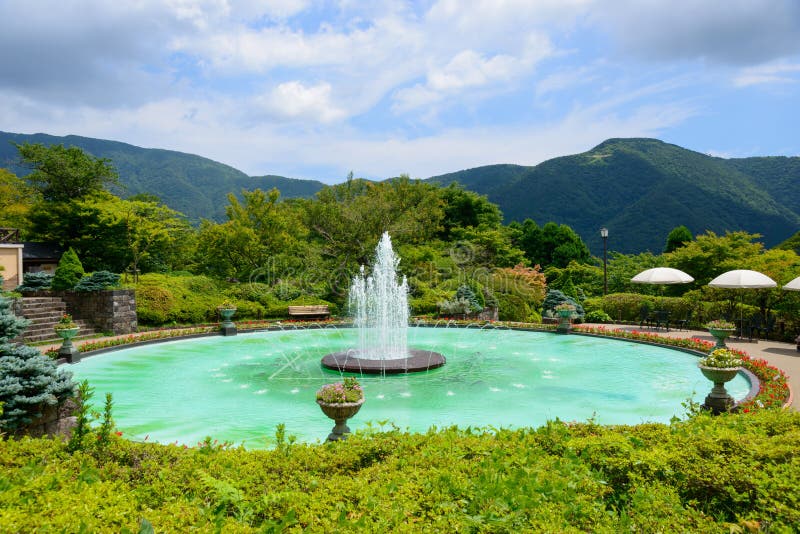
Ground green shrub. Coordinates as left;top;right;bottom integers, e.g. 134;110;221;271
496;292;531;322
584;310;613;323
0;411;798;531
15;271;53;291
0;296;76;431
134;284;175;324
51;247;85;290
74;271;121;292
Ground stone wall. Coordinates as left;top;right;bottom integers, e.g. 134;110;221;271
23;289;137;335
12;398;78;439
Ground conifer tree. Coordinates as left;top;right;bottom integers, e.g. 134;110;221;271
51;247;85;290
0;296;76;431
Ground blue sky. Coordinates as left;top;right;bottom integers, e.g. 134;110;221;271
1;0;798;184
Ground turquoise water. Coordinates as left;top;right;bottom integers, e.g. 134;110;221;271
70;327;751;448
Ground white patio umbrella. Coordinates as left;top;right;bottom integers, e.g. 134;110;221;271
708;269;777;335
783;276;800;291
631;267;694;284
708;269;777;289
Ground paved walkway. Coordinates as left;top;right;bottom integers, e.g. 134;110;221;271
43;323;800;411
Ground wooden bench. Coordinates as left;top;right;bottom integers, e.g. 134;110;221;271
287;305;331;320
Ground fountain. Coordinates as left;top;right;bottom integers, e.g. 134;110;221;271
321;232;446;374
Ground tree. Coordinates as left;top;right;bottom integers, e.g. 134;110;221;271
92;195;193;274
665;231;764;286
304;175;444;269
514;220;591;268
195;188;307;280
437;183;502;238
0;168;36;231
52;247;85;290
16;142;118;202
664;225;693;253
0;295;75;432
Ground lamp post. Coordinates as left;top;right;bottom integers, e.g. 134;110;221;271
600;227;608;296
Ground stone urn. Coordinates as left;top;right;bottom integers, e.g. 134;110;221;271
218;307;237;336
699;365;739;414
707;327;736;349
317;398;364;441
556;309;573;334
55;327;80;363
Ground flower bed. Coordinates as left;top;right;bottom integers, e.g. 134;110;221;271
574;325;790;412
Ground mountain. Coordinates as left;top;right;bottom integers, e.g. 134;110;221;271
428;138;800;254
0;131;325;222
3;131;798;254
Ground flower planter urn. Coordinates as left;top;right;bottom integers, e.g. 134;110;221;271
707;327;736;349
317;399;364;441
556;309;573;334
55;327;80;363
218;308;237;336
699;364;739;414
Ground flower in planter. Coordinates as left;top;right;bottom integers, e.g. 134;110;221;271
554;303;576;312
316;377;364;404
217;300;236;310
704;319;735;330
699;348;743;369
54;313;78;331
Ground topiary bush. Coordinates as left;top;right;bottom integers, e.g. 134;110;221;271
74;271;121;292
0;296;76;432
584;310;613;323
496;292;531;322
15;271;54;292
51;248;85;290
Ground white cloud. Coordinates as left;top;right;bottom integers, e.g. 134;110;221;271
0;0;797;186
254;81;346;123
733;62;800;87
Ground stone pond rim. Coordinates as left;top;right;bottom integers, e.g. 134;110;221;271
321;349;446;374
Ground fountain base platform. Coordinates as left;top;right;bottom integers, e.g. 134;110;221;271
321;349;446;374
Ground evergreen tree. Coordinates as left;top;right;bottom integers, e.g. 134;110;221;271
51;248;85;290
0;296;76;431
664;225;693;253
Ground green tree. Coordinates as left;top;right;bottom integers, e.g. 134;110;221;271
195;188;306;280
16;142;118;202
544;260;605;298
665;231;764;286
664;225;693;253
304;175;444;269
51;247;85;290
0;295;75;432
437;183;502;238
514;220;591;268
93;195;193;274
776;230;800;255
0;168;36;231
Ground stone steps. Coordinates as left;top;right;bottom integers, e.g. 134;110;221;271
17;295;97;343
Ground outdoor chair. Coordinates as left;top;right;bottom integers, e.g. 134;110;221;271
652;310;670;331
751;314;776;340
674;310;692;331
638;305;652;329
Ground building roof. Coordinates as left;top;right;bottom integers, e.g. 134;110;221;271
22;242;64;261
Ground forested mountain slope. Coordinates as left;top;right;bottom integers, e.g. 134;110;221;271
429;138;800;253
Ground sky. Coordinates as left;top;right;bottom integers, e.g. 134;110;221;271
1;0;799;184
